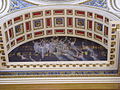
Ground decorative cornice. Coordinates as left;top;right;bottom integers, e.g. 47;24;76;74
0;77;120;84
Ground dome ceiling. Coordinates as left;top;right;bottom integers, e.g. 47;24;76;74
23;0;91;5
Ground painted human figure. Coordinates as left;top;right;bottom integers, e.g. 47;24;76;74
33;41;40;53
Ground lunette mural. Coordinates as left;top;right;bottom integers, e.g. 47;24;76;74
9;36;107;62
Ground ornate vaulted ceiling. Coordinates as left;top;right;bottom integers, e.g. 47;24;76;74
0;0;120;80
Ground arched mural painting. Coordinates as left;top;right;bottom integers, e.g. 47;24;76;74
1;0;120;85
9;36;107;62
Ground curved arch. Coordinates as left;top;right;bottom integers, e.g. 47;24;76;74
0;5;119;71
1;5;118;64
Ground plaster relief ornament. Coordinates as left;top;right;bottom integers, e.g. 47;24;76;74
0;0;10;16
23;0;92;5
107;0;120;15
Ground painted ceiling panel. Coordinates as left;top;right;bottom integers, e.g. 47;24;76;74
8;0;108;12
9;0;36;12
84;0;108;9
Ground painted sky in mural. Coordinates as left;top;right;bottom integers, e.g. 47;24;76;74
9;36;107;62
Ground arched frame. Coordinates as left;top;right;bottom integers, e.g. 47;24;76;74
0;5;119;74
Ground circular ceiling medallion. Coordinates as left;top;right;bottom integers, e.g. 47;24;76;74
24;0;91;5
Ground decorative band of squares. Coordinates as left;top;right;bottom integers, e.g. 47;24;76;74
0;70;118;76
3;12;110;46
4;9;110;29
3;9;111;50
